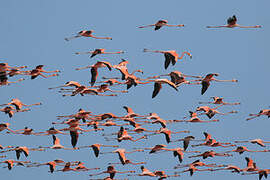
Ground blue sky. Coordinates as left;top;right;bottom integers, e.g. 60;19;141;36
1;0;270;179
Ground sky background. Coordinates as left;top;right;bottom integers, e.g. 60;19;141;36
1;0;270;179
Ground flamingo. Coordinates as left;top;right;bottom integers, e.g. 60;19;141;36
0;160;31;170
75;61;113;86
196;105;237;119
173;116;219;123
75;48;124;58
164;148;200;163
191;73;238;95
206;15;261;28
56;108;92;122
224;146;270;154
105;127;146;142
174;159;222;169
100;148;144;165
153;170;180;179
188;150;232;159
199;96;240;105
242;169;270;180
234;138;270;147
34;127;68;136
0;123;16;133
150;79;178;98
26;65;60;79
0;98;41;111
247;109;270;121
89;165;135;179
191;138;235;148
39;135;77;150
0;77;25;86
48;81;82;90
145;127;190;143
26;159;67;173
74;161;100;171
143;49;192;69
151;71;202;86
109;159;146;166
138;20;184;30
211;165;241;173
0;146;43;160
65;30;112;41
175;164;214;176
0;105;29;118
78;144;119;158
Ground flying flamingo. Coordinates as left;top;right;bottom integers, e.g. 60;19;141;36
0;123;16;133
65;30;112;41
73;161;100;172
175;164;214;176
234;138;270;147
224;146;270;154
0;98;41;111
191;73;238;95
39;135;77;150
108;159;146;166
26;159;67;173
26;65;60;79
134;144;171;154
143;49;192;69
206;15;262;28
97;78;124;86
89;165;135;179
196;105;237;119
138;20;184;30
174;136;196;151
75;48;124;58
173;116;219;123
129;166;156;177
105;127;147;142
75;61;113;86
122;106;145;118
100;148;144;165
164;147;200;163
56;108;92;122
48;81;82;90
0;160;30;170
247;109;270;121
199;96;240;105
0;146;44;160
34;127;68;136
0;105;30;118
149;79;178;98
174;159;222;169
242;169;270;180
188;150;232;159
210;165;241;173
191;138;235;148
145;127;190;143
150;71;202;86
78;144;119;158
0;77;24;86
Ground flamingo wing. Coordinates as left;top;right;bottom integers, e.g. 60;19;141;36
152;82;162;98
70;130;79;148
201;81;210;95
91;67;98;86
164;53;173;69
91;145;100;157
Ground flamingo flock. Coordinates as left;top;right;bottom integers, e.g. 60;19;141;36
1;13;267;180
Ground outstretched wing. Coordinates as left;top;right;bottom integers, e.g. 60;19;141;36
201;81;210;95
152;82;162;98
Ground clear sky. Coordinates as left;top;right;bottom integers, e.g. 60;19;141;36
1;0;270;179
